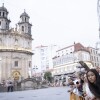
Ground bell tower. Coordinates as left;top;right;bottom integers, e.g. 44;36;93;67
18;10;32;35
0;3;11;32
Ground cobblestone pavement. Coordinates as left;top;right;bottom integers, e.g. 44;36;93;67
0;86;70;100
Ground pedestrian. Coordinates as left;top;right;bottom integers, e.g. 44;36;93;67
6;78;14;92
86;69;100;100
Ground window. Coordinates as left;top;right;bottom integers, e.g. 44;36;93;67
22;26;24;31
0;12;1;16
3;12;4;17
15;61;18;67
91;49;92;53
96;51;97;54
6;23;7;28
29;61;31;67
0;21;1;25
97;57;98;61
41;49;44;52
25;17;26;22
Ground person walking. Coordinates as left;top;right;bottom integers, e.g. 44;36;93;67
6;78;14;92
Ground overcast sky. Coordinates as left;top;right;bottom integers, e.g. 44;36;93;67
1;0;99;48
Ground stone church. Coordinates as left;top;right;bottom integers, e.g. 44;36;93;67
0;4;33;82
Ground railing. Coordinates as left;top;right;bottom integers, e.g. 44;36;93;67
70;92;85;100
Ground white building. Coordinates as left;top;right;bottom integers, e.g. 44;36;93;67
0;4;33;82
52;43;93;77
87;47;100;67
32;45;58;77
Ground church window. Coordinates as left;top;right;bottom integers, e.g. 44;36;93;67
6;23;7;28
25;17;26;22
22;26;24;31
3;12;4;17
22;17;24;22
28;27;30;34
15;61;18;67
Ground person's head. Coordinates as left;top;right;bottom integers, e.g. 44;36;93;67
86;69;100;98
96;66;100;73
80;73;84;80
83;74;87;82
87;69;98;84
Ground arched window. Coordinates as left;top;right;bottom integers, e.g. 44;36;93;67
6;23;7;28
22;26;24;31
25;17;26;22
3;12;4;17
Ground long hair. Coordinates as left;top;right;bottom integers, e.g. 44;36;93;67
86;69;100;98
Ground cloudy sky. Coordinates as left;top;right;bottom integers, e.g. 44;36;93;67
1;0;99;48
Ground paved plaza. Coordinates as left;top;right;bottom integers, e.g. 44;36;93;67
0;86;70;100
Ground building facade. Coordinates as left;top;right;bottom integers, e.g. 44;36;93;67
0;4;33;82
87;47;100;67
32;45;58;77
52;43;93;78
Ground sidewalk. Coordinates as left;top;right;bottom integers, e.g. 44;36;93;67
0;86;70;100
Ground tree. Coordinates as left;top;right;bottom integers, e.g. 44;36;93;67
44;71;52;83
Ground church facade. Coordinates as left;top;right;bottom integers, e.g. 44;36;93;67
0;4;33;82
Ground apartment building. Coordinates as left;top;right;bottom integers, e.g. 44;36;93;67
87;47;100;67
52;43;93;77
32;45;58;77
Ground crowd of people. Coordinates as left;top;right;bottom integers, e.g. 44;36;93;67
68;67;100;100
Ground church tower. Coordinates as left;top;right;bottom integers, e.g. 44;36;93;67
18;10;32;35
0;4;33;82
0;3;11;32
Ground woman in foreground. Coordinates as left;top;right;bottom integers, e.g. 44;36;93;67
86;69;100;100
